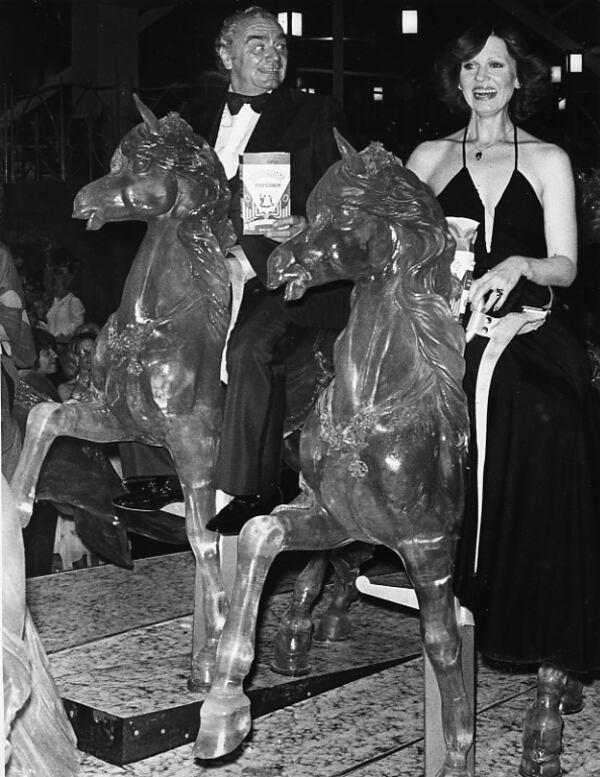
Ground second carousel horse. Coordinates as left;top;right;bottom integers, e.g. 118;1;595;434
196;135;473;776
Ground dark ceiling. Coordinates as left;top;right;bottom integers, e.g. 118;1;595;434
2;0;598;91
0;0;598;166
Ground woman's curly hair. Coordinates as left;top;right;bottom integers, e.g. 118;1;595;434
435;20;552;122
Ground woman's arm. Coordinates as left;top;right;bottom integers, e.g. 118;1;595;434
469;145;577;313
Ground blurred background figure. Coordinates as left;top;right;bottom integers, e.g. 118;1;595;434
0;240;36;480
46;267;85;344
58;330;97;401
18;328;61;401
25;292;50;331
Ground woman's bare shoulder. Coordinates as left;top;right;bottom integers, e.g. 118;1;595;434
518;129;571;164
518;130;573;182
406;134;462;180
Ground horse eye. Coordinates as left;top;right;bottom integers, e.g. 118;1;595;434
131;156;152;173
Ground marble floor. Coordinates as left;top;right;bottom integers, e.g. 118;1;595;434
25;549;600;777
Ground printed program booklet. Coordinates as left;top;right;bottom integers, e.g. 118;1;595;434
240;152;291;235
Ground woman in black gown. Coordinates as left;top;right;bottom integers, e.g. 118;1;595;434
407;20;600;777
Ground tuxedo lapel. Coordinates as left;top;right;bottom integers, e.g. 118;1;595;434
244;86;299;152
206;93;227;146
207;106;225;147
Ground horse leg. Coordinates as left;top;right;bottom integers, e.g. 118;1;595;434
11;401;126;527
194;499;352;759
167;429;227;692
314;542;375;642
400;539;473;777
180;483;227;691
270;551;329;676
520;664;567;777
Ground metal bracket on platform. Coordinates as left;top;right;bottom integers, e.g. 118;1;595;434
356;576;475;776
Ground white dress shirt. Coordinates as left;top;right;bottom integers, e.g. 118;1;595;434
214;99;264;381
214;103;262;180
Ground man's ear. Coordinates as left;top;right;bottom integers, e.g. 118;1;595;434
220;46;233;71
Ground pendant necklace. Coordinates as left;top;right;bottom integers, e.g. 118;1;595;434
472;125;513;161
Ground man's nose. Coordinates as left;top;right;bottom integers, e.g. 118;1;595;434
265;45;281;63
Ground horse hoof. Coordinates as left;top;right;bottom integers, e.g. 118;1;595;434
314;612;352;642
270;655;311;676
194;691;251;759
519;755;561;777
271;615;313;676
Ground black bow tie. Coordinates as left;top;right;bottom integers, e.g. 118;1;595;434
226;91;270;115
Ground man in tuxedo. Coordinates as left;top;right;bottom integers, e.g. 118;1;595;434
114;6;350;535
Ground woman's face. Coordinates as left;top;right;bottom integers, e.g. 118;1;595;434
37;347;57;375
458;35;519;116
74;337;95;374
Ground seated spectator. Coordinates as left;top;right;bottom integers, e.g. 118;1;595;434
18;328;60;402
25;293;49;331
16;327;108;574
58;331;96;401
46;269;85;343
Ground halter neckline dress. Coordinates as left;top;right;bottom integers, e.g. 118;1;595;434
437;126;600;673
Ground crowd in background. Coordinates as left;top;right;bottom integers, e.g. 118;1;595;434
1;241;104;574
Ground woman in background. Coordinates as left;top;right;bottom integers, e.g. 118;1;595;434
18;328;60;402
407;20;600;777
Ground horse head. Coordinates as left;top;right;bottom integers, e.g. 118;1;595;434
73;96;234;254
268;132;455;306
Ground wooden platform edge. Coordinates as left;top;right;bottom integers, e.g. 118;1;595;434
65;654;421;765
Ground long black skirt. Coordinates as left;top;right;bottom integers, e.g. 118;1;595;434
454;310;600;674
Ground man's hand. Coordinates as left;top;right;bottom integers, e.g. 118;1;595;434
263;215;307;243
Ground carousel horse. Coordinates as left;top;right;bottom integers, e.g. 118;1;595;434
196;135;474;777
10;97;345;691
11;97;237;692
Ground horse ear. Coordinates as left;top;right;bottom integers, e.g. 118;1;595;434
133;93;160;135
334;128;365;174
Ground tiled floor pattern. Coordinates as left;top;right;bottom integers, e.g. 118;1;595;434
75;658;600;777
25;551;600;776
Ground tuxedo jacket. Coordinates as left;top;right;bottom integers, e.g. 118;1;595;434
187;84;352;329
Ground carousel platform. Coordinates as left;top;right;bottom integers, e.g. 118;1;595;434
26;549;600;776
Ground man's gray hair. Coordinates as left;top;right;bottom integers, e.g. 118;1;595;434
215;6;282;72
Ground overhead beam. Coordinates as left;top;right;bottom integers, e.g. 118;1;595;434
493;0;600;78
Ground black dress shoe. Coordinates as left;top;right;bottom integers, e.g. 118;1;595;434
206;486;282;535
113;476;184;515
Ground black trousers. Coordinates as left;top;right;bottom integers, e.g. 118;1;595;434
216;279;304;495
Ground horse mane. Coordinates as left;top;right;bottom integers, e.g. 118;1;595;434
316;143;466;427
119;112;236;328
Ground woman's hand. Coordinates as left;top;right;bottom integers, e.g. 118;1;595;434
264;215;308;243
468;255;530;313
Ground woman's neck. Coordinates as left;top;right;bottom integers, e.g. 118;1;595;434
466;113;514;145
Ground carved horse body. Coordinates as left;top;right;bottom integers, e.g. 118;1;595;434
12;98;342;691
12;100;236;690
196;139;473;776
